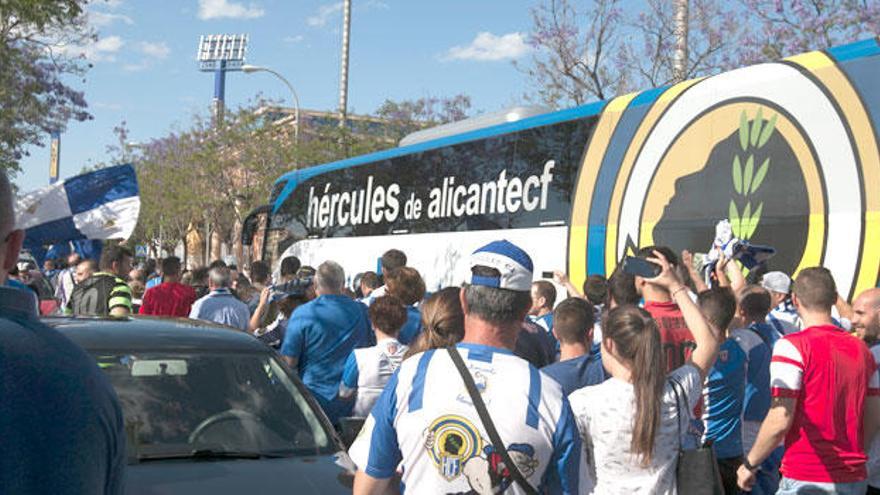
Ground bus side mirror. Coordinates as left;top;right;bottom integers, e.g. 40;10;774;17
242;205;270;246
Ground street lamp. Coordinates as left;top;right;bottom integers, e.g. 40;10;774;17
241;64;301;144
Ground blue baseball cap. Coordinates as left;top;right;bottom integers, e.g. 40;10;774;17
468;240;534;292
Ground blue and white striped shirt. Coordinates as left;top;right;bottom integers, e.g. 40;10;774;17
349;342;583;494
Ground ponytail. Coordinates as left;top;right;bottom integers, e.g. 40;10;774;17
403;287;464;359
629;319;665;466
604;305;666;466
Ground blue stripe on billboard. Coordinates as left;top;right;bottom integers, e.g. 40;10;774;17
586;87;666;275
827;38;880;63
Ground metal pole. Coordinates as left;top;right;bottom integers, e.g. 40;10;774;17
672;0;689;83
338;0;351;129
213;60;227;124
49;131;61;184
205;221;211;265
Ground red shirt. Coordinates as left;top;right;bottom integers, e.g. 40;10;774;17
644;301;695;372
139;282;197;318
770;324;880;482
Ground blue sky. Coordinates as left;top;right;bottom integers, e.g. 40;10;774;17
17;0;539;191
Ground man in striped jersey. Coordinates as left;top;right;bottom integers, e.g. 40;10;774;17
349;240;583;494
69;245;133;317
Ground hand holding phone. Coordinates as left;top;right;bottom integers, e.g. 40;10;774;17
622;256;662;278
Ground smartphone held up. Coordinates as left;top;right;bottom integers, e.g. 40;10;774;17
621;256;662;278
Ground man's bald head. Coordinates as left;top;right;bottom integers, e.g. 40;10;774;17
0;172;25;284
852;287;880;345
855;288;880;308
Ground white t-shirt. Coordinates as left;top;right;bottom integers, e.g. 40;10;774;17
359;285;387;306
348;343;584;494
339;338;409;418
569;364;702;494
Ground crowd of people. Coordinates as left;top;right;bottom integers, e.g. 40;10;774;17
3;164;880;495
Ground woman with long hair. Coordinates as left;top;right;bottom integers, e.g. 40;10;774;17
569;251;720;493
403;286;464;359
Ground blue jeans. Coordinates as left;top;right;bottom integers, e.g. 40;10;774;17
776;477;867;495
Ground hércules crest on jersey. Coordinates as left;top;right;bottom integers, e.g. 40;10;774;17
424;415;484;480
424;414;540;493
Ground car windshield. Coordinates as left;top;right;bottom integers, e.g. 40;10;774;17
91;351;333;462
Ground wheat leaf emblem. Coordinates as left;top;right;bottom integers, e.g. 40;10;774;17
751;158;770;194
733;156;743;194
731;109;775;240
739;112;749;151
744;155;755;193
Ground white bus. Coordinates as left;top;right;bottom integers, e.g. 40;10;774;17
248;37;880;300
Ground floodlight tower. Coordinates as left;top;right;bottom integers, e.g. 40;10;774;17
197;34;249;124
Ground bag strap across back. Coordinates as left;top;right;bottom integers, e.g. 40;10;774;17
446;345;539;495
669;375;686;451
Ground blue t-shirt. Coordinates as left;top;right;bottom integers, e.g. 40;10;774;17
145;276;162;290
532;313;554;333
398;305;422;345
541;353;608;395
701;337;747;459
281;294;370;417
0;286;126;494
731;323;773;422
529;313;560;357
749;320;782;348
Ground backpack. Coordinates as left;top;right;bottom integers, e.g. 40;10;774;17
69;275;118;316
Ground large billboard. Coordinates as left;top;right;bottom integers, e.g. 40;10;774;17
568;40;880;299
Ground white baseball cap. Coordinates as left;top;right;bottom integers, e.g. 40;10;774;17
761;271;791;294
468;240;533;292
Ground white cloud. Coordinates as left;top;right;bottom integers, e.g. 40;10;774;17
306;2;342;27
121;41;170;71
89;11;133;26
58;35;125;62
443;32;531;62
139;41;170;59
283;34;304;44
198;0;265;20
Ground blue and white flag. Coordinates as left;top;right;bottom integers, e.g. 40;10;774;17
15;164;140;248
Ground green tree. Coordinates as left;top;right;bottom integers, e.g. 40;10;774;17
374;94;473;142
736;0;880;65
0;0;94;174
131;95;472;265
519;0;741;108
